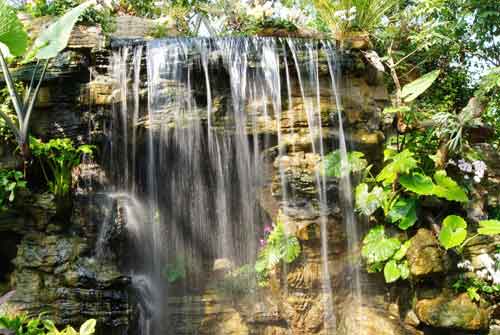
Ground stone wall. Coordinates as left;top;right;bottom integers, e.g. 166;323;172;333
0;20;130;333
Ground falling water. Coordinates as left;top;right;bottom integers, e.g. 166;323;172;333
108;37;360;335
323;41;362;303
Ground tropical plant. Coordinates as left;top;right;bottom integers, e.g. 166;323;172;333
355;149;468;229
0;314;95;335
254;222;300;285
453;275;500;302
361;225;410;283
320;149;368;178
438;215;500;252
0;169;27;210
0;314;47;335
30;138;94;198
43;318;95;335
313;0;398;35
0;0;94;160
23;0;115;33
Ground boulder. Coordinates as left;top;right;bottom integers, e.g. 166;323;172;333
337;303;422;335
415;291;490;330
406;229;449;277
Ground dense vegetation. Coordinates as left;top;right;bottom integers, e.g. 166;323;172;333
0;315;96;335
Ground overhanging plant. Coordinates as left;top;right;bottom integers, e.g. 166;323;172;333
30;137;94;198
0;0;94;160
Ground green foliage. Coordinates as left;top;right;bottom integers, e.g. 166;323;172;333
30;1;93;60
255;222;300;284
355;148;468;231
0;315;95;335
439;215;467;250
116;0;156;17
361;225;400;264
354;183;385;216
383;259;410;283
0;83;23;142
0;1;94;160
376;149;417;185
432;170;468;202
432;105;482;153
321;150;368;178
437;216;500;251
0;169;27;210
478;67;500;148
0;0;28;57
312;0;399;35
401;70;441;103
361;226;410;283
399;172;434;195
162;258;186;284
25;0;116;33
387;197;417;230
477;220;500;236
30;138;94;197
398;170;468;202
453;275;500;302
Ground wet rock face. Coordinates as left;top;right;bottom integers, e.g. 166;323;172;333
11;233;130;328
337;303;422;335
406;229;450;277
415;291;491;330
4;162;130;330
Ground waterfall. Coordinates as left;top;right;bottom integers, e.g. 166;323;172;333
108;37;360;335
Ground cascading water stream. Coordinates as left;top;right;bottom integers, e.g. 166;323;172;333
286;38;336;331
108;37;361;335
323;41;362;311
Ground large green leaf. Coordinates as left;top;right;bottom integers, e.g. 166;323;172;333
399;261;410;280
439;215;467;250
399;172;435;195
393;240;411;261
64;326;79;335
387;197;418;230
0;0;28;57
362;225;401;264
355;183;384;216
79;319;96;335
322;150;368;178
32;1;93;60
402;70;441;102
376;150;418;185
432;170;468;203
477;220;500;235
383;260;401;283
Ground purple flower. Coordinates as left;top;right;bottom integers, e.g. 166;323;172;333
264;225;273;234
259;239;266;247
